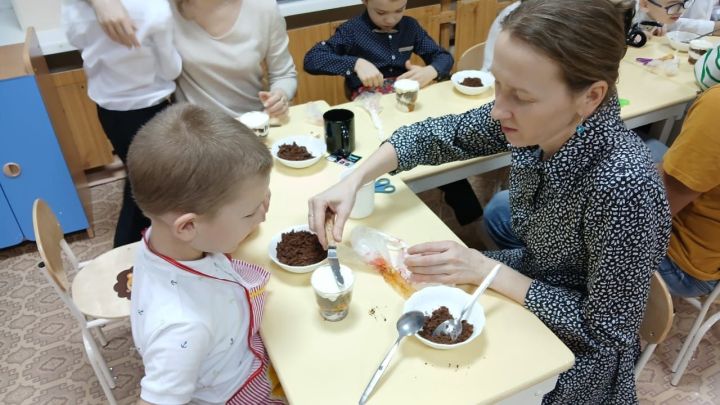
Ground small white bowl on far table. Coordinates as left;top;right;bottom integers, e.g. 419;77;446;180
270;135;325;169
666;31;697;52
451;70;495;96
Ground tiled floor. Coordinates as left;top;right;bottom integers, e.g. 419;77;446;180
1;175;719;404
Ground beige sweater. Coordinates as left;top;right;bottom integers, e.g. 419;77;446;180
171;1;297;117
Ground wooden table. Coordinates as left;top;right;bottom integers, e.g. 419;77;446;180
619;36;719;143
623;36;719;89
238;107;575;403
275;55;698;193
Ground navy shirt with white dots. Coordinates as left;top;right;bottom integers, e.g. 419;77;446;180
303;11;454;91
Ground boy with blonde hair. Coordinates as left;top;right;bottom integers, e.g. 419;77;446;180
126;103;283;404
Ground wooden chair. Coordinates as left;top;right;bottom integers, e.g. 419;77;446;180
456;42;486;72
670;282;720;385
32;199;136;405
635;272;674;379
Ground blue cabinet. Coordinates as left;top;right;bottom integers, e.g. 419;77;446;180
0;32;89;249
0;190;23;247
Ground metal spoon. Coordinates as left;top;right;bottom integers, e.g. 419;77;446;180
359;311;425;405
432;264;501;342
681;27;720;43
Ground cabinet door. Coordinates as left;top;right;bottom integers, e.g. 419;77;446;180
51;69;114;170
0;76;88;240
0;190;23;248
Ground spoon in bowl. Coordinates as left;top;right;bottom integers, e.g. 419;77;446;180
431;264;501;342
359;310;425;405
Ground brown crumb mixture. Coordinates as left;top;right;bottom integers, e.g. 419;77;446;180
460;77;484;87
276;231;326;266
418;306;474;344
278;142;314;161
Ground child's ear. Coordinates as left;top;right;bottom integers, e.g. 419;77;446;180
173;213;198;242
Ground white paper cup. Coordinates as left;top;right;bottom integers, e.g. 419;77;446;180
340;167;374;219
393;79;420;112
239;111;270;138
311;265;354;321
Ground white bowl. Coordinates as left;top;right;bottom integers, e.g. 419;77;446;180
271;135;325;169
451;70;495;96
403;285;485;350
666;31;696;52
268;224;326;273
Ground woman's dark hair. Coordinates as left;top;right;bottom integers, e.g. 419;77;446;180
502;0;635;105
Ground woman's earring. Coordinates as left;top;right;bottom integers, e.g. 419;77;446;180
576;117;586;135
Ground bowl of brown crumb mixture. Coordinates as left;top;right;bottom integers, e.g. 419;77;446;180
271;135;325;169
451;70;495;96
268;225;327;273
403;285;485;349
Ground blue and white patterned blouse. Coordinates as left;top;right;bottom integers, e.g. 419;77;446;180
388;95;671;404
303;12;454;91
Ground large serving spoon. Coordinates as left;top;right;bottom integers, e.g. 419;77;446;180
431;264;501;342
359;311;425;404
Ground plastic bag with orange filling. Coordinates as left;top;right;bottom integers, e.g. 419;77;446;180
350;226;416;298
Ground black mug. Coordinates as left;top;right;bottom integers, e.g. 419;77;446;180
324;109;355;156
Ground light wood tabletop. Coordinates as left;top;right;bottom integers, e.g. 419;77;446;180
237;105;575;403
622;35;719;90
241;39;710;402
272;55;698;191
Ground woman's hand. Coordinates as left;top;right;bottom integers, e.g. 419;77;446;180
406;241;534;304
259;89;289;118
404;241;491;285
354;58;384;88
90;0;140;48
308;179;360;248
397;62;438;88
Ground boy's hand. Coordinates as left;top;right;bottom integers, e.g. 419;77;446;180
90;0;140;48
354;58;384;88
258;90;289;118
397;61;438;88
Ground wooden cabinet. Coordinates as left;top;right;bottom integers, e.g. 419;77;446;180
0;29;92;248
51;69;114;170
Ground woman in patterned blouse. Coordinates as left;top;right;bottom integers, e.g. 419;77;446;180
309;0;671;403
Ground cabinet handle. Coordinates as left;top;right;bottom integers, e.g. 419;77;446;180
3;162;21;178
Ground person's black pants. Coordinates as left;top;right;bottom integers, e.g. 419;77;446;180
97;100;170;247
438;179;483;225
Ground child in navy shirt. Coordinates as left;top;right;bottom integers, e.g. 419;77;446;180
304;0;453;99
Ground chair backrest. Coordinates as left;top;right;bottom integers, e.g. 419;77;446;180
640;272;674;344
457;42;486;72
33;199;70;291
33;199;88;324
